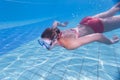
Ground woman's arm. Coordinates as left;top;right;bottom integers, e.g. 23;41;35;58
52;21;68;29
62;33;119;50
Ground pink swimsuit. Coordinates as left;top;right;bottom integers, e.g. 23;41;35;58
80;17;104;33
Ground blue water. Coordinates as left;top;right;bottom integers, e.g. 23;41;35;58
0;0;120;80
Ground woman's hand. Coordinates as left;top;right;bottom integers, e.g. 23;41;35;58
62;21;69;27
52;21;68;29
111;36;120;44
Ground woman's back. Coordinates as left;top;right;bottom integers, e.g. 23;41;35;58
61;25;94;39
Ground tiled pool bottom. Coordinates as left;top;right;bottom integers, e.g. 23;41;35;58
0;35;120;80
0;17;120;80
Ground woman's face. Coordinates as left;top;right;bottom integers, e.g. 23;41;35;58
43;37;58;46
42;38;52;45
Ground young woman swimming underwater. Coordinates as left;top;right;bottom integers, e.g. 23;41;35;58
39;2;120;50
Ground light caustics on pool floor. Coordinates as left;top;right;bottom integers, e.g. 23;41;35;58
0;17;120;80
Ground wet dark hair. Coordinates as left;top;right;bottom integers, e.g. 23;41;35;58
41;28;60;40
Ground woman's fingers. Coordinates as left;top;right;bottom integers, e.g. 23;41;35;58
112;35;120;43
63;21;69;26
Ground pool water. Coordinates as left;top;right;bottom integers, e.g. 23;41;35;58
0;0;120;80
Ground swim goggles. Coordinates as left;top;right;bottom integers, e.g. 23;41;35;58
38;39;52;50
38;33;58;50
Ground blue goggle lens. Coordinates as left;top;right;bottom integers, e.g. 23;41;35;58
38;39;51;50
